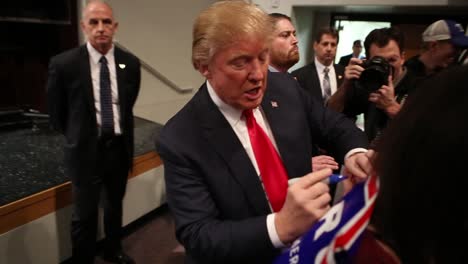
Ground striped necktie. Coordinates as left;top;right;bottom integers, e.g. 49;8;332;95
323;67;331;104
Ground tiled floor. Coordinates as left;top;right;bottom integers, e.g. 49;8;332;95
103;204;184;264
61;204;184;264
117;205;185;264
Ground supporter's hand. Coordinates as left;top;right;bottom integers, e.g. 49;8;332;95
342;150;375;192
275;169;332;244
311;155;339;172
368;76;401;118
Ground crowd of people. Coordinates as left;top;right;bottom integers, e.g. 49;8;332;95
46;0;468;263
157;1;468;264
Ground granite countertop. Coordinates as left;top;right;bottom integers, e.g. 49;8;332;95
0;117;163;207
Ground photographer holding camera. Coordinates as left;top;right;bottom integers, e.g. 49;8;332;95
328;27;418;145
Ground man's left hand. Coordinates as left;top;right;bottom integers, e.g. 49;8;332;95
368;76;400;118
343;150;375;186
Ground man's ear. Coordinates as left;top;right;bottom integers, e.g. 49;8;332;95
199;64;211;79
80;20;85;32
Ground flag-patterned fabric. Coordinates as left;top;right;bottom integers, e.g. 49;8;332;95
273;175;379;264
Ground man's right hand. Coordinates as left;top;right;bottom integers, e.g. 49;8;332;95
344;57;365;81
312;155;339;172
274;169;332;244
328;58;365;112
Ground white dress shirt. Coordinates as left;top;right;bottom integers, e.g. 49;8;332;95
86;42;121;135
314;57;338;96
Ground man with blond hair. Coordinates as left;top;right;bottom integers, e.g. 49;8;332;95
157;1;372;263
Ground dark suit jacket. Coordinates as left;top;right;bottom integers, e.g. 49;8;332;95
47;45;141;184
338;54;353;67
156;72;368;264
291;61;345;103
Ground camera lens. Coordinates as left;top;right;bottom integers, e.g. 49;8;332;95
357;56;391;93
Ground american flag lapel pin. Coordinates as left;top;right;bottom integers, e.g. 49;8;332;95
271;101;278;108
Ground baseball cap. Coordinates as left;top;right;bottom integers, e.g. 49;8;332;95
422;19;468;47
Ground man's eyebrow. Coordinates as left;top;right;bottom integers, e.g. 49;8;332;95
279;30;294;35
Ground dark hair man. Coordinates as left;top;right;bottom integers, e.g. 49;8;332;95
328;27;416;145
292;27;345;105
338;39;365;67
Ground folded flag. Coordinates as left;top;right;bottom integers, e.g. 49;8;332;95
273;175;379;264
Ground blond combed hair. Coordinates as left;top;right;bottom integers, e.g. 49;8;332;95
192;1;273;70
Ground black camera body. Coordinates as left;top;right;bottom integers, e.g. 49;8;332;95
357;56;392;93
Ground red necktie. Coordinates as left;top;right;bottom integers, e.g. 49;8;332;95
243;109;288;212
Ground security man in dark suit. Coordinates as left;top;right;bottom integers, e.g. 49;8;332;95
47;1;140;263
156;2;373;264
292;27;345;105
338;40;364;67
267;13;339;173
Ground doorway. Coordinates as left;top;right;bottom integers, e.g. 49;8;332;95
334;20;391;63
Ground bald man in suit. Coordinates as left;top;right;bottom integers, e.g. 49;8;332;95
47;1;140;263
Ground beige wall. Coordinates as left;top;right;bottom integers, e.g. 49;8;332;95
254;0;450;15
103;0;216;124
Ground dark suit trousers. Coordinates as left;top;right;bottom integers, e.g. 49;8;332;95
70;136;128;263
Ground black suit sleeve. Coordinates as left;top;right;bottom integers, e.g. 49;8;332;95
341;82;371;118
130;58;141;108
156;134;278;264
295;77;368;162
338;56;346;66
47;57;67;133
290;66;308;94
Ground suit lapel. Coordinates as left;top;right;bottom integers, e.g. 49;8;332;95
114;47;127;127
195;85;271;215
334;64;344;88
313;62;344;96
79;46;96;119
310;62;324;99
261;80;296;179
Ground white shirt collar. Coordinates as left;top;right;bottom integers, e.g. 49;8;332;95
314;56;330;74
268;65;280;72
86;42;115;64
206;80;245;126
